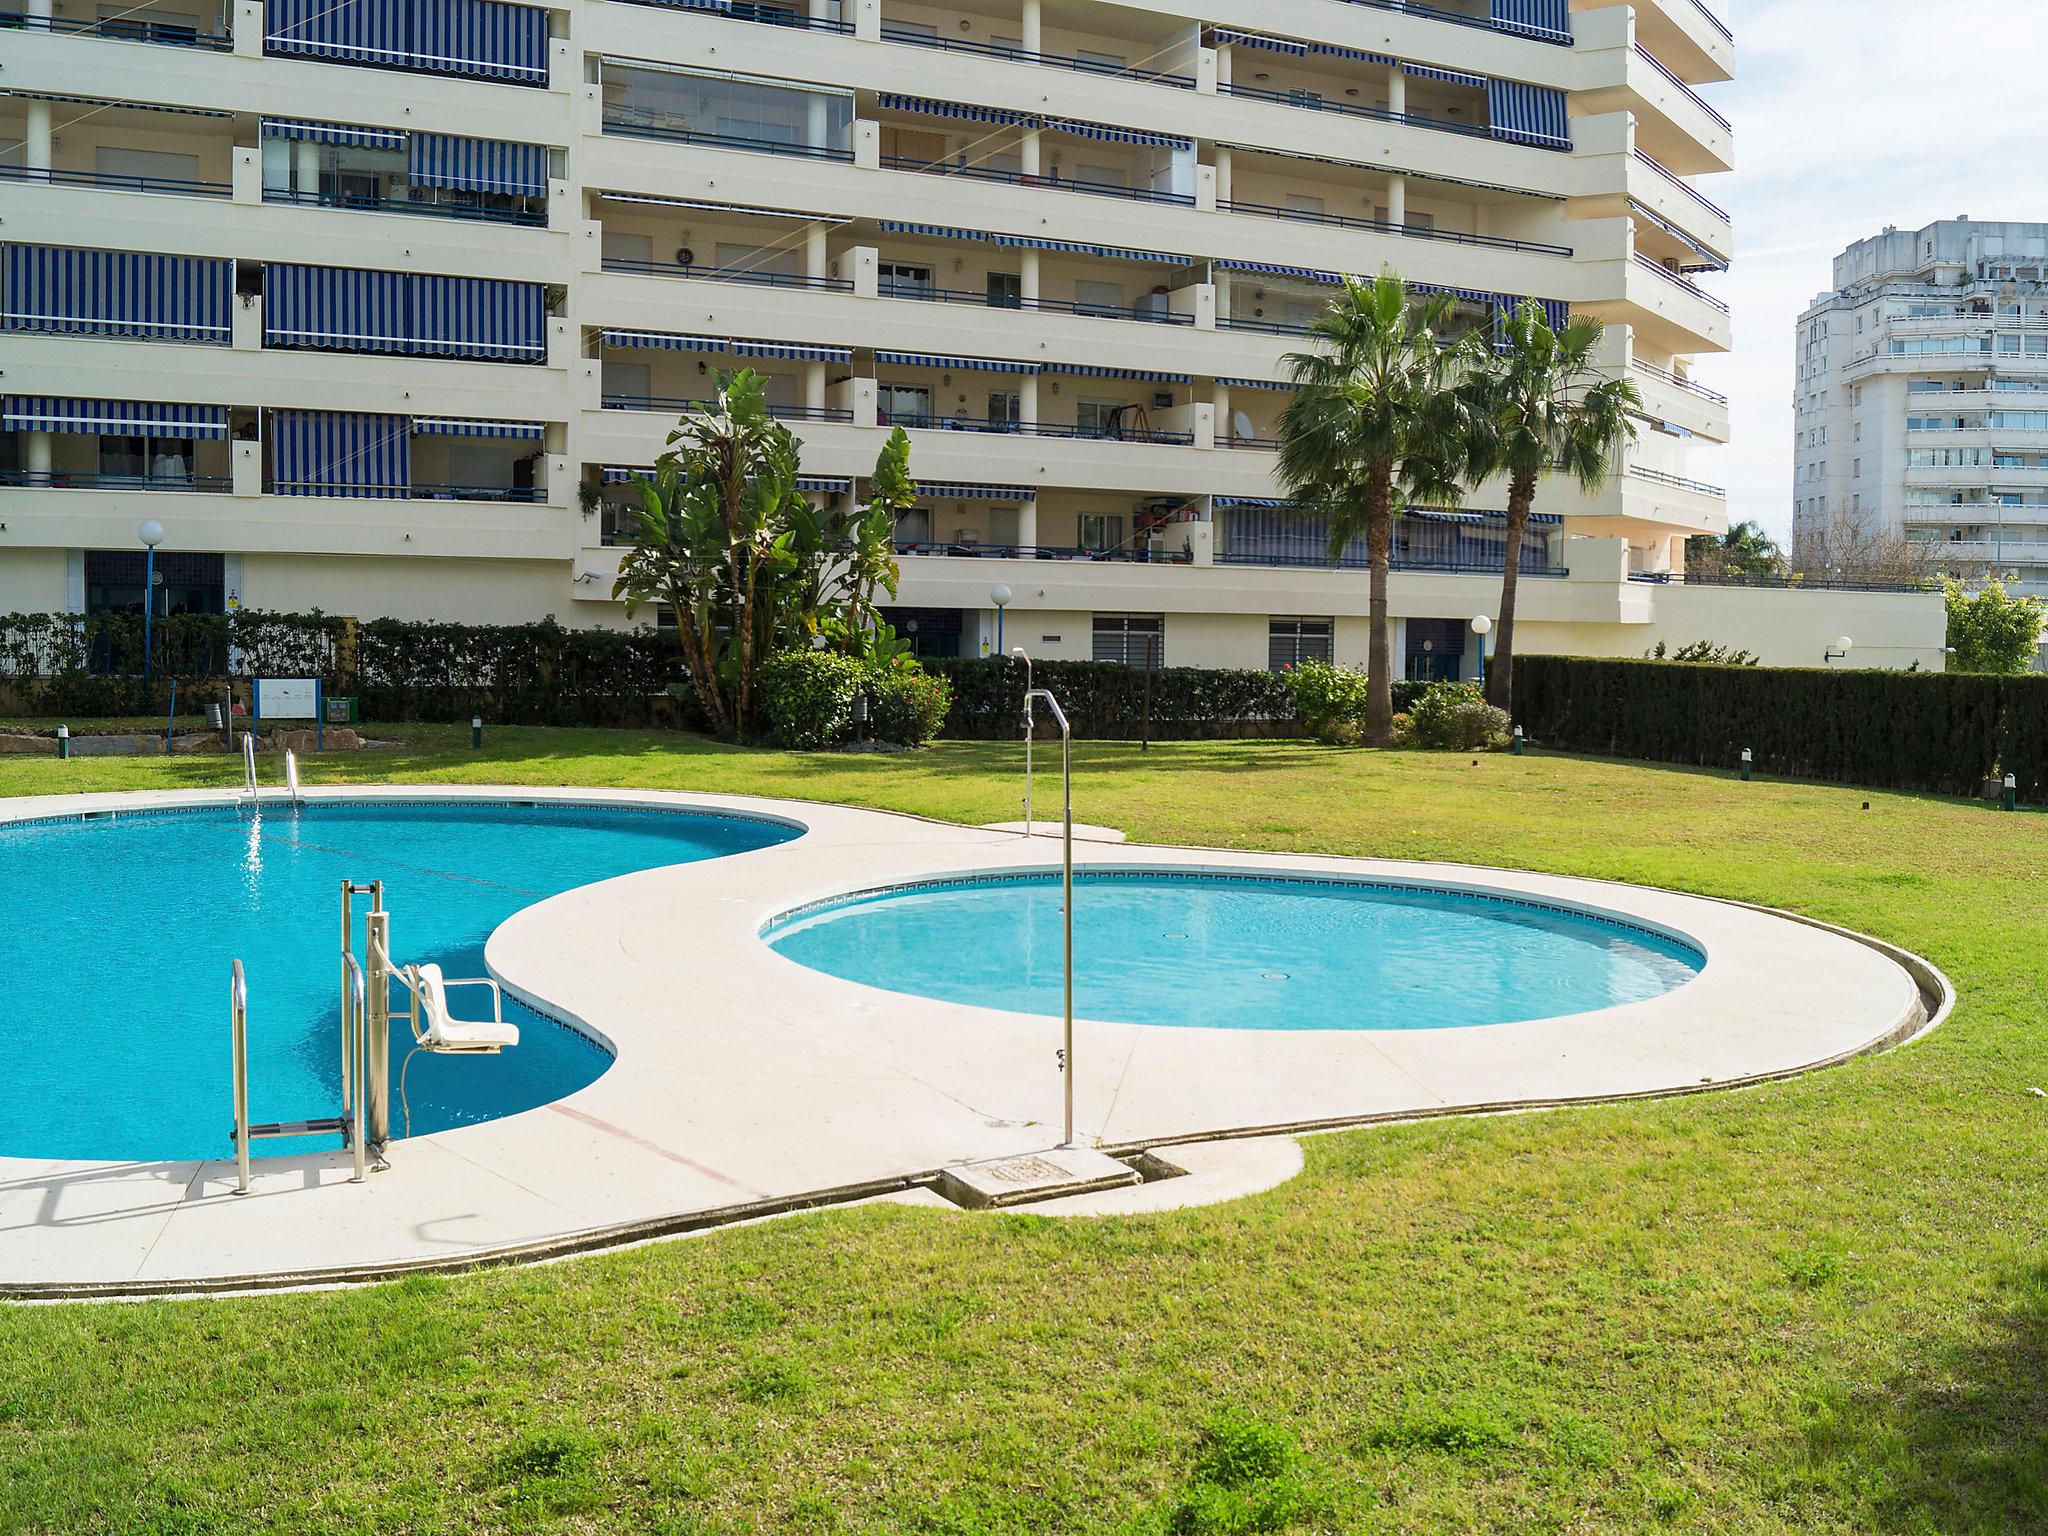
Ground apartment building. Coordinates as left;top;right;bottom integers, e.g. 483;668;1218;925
0;0;1943;670
1794;217;2048;597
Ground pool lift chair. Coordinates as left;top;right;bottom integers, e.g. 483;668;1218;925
390;958;520;1138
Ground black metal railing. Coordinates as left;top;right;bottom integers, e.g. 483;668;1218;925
877;282;1192;325
262;186;548;226
1631;357;1728;404
1217;81;1493;140
607;0;856;31
1631;571;1932;594
1218;551;1567;577
0;9;232;48
266;481;544;501
603;256;853;292
881;414;1196;446
602;395;854;422
1634;44;1732;133
1330;0;1574;47
896;541;1193;564
1218;195;1573;257
1;469;230;491
878;154;1195;206
878;25;1195;87
601;118;855;162
1629;463;1725;497
0;163;230;199
1632;148;1728;222
1633;253;1730;313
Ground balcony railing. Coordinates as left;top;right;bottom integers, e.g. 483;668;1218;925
879;25;1195;88
601;118;856;163
897;541;1193;564
1632;572;1933;594
1221;434;1281;451
1330;0;1574;46
608;0;855;32
1686;0;1734;44
1633;253;1730;313
1218;196;1573;257
1;469;231;491
602;256;854;292
1633;44;1732;134
1631;357;1728;405
262;186;547;226
0;163;230;199
266;481;546;501
881;414;1196;446
0;9;233;48
1218;551;1567;577
602;395;855;422
1218;313;1311;337
1629;463;1725;497
1632;149;1728;223
878;155;1196;207
877;281;1193;325
1217;82;1495;143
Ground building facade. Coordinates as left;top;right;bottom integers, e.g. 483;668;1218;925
1794;218;2048;595
0;0;1942;669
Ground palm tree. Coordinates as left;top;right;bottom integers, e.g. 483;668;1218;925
1462;300;1640;716
1277;275;1481;746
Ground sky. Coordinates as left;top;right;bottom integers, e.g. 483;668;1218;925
1686;0;2048;541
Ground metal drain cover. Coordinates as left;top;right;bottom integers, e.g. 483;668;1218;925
937;1146;1141;1209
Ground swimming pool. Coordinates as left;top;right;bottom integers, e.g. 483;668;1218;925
765;870;1703;1032
0;800;796;1163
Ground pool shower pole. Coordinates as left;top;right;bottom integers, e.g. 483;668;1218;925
230;960;250;1195
1012;647;1032;835
1025;686;1074;1147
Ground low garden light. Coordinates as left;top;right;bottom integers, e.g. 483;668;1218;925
1740;746;1753;783
471;715;483;750
2004;773;2017;813
1824;635;1853;665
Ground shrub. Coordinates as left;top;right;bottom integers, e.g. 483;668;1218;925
1279;659;1371;744
870;665;952;747
931;657;1297;740
757;648;866;749
1406;681;1512;750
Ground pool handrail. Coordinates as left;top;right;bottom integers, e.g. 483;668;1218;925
1021;685;1076;1149
1012;647;1033;834
230;960;251;1195
283;749;302;805
239;733;258;809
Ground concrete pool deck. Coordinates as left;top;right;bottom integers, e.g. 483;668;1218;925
0;786;1948;1298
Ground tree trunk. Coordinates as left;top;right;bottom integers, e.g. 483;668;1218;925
1488;470;1536;715
1364;470;1396;747
674;582;729;736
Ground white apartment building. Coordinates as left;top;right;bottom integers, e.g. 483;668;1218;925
1795;217;2048;596
0;0;1946;672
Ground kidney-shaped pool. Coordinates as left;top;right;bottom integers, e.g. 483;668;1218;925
0;800;797;1163
765;870;1704;1032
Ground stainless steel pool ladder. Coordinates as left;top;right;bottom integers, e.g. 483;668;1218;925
283;749;303;805
1021;685;1077;1148
236;733;259;811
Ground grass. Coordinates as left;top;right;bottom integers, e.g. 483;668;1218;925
2;727;2046;1534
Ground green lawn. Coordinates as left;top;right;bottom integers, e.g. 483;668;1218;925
1;729;2043;1535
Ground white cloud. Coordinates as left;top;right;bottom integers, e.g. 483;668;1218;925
1684;0;2048;540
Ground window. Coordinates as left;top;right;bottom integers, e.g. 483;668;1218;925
98;435;193;485
1075;162;1127;188
95;147;202;186
1268;618;1332;672
1092;613;1162;666
878;261;933;299
1076;512;1125;550
986;271;1021;309
602;230;653;265
1404;210;1435;232
1282;193;1325;217
1076;47;1127;69
1075;399;1125;437
716;242;799;279
879;384;933;427
986;391;1021;430
1073;279;1123;316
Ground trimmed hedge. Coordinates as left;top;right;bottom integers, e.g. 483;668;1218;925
931;658;1433;740
1513;654;2048;801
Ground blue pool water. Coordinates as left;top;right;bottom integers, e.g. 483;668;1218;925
0;801;795;1163
766;872;1702;1032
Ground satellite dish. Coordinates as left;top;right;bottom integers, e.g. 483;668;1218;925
1232;409;1256;442
675;247;695;267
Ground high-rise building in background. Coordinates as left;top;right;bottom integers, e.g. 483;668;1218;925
1794;218;2048;594
3;0;1937;666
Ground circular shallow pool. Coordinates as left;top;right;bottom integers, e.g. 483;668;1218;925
765;871;1703;1032
0;801;797;1163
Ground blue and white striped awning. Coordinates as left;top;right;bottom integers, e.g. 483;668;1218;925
876;93;1190;150
1405;62;1485;88
1490;0;1572;44
600;330;853;364
3;396;229;438
915;481;1036;502
266;265;545;360
877;222;1190;266
260;117;406;149
876;351;1036;375
1215;496;1295;510
601;465;649;483
1215;378;1292;392
1043;363;1189;384
2;244;231;344
410;133;548;196
1212;26;1397;67
797;475;853;494
410;416;545;438
4;91;232;119
263;0;547;84
1216;258;1341;284
271;409;410;497
264;0;408;67
1487;79;1571;149
409;273;544;359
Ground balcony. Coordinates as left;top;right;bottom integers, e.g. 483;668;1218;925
878;24;1195;89
0;7;232;50
875;154;1193;208
262;186;549;228
877;279;1192;326
0;163;230;201
602;395;855;423
1;468;233;492
1215;196;1570;257
601;256;853;294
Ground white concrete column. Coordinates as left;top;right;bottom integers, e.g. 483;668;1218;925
1388;68;1405;116
852;120;880;170
1212;381;1231;427
1020;373;1039;431
1386;174;1406;228
231;146;260;204
1019;249;1041;305
806;223;829;283
805;361;827;412
25;432;52;476
1215;274;1232;322
1196;47;1217;94
807;93;830;155
848;244;878;299
295;140;321;196
232;0;260;56
853;0;878;40
25;99;52;172
1020;127;1042;179
1014;497;1038;548
1020;0;1040;54
1214;146;1232;204
1215;43;1232;88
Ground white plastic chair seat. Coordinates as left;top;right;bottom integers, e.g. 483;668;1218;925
414;963;520;1052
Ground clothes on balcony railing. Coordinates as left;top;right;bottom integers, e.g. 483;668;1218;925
266;264;546;360
599;329;850;363
915;481;1036;502
2;396;228;437
1486;80;1570;149
272;409;410;498
875;93;1191;150
2;244;232;343
263;0;547;83
1489;0;1571;44
876;221;1190;266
